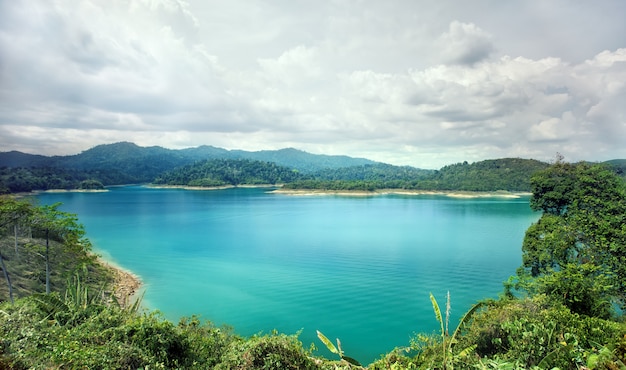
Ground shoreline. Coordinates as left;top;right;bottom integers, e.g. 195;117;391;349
37;189;109;193
271;188;531;198
96;256;143;308
145;184;279;191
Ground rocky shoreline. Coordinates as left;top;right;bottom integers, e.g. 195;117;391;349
101;261;142;308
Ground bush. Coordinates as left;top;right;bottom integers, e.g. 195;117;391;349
216;331;320;370
457;296;626;369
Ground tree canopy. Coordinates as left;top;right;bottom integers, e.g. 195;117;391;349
517;160;626;317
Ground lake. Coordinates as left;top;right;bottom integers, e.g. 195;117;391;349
37;186;539;364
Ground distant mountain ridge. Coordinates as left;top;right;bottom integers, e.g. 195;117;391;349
1;142;624;194
0;142;377;181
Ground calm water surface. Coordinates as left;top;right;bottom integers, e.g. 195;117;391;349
37;186;538;364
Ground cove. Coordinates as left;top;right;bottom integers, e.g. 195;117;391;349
37;186;539;364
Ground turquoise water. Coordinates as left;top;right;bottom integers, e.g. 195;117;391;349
37;186;538;364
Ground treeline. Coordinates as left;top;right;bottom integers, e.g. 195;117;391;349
4;144;625;195
285;158;549;192
0;167;112;194
0;158;551;193
0;142;375;180
0;198;111;303
153;158;303;186
415;158;549;191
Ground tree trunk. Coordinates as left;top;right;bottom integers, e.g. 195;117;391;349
0;253;13;304
46;229;50;294
14;223;19;259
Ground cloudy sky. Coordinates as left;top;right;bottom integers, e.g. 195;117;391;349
1;1;625;168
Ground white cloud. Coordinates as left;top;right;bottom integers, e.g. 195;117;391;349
0;1;625;168
437;21;494;65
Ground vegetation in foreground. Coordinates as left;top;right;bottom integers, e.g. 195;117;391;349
0;158;625;369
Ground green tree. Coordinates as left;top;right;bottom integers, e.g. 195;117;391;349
0;197;33;303
30;203;90;294
518;161;626;316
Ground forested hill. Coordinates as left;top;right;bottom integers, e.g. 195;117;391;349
605;159;626;179
0;142;375;177
281;158;549;192
153;159;303;186
0;142;377;192
1;142;623;194
416;158;550;191
144;158;547;192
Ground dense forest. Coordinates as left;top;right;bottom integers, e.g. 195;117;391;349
153;158;303;186
2;143;625;195
0;142;375;183
413;158;549;191
1;160;626;368
283;158;549;192
0;167;111;193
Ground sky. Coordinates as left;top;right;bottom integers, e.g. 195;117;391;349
1;1;625;169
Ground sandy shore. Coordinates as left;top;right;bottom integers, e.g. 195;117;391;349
271;188;531;198
146;184;235;191
145;184;279;190
38;189;109;193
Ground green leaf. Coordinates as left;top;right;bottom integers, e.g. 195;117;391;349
337;337;344;356
457;344;477;358
316;330;338;354
341;355;362;367
450;301;486;345
430;293;445;337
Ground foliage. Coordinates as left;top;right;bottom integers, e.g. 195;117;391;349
1;296;195;369
285;158;550;192
518;160;626;315
0;197;111;302
3;155;626;368
416;158;549;192
428;292;484;369
0;142;378;192
216;331;319;370
0;166;135;193
154;158;304;186
78;179;105;189
604;158;626;181
2;143;625;195
316;330;363;367
455;296;626;369
311;163;433;183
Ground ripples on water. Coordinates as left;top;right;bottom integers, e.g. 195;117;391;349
38;186;539;364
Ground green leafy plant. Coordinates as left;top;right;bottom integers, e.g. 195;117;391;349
430;292;484;369
316;330;362;367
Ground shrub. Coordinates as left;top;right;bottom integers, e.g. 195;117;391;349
216;331;320;370
457;295;626;368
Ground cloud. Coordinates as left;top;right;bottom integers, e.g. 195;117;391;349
437;21;494;65
0;1;625;168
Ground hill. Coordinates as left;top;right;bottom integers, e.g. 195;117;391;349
416;158;550;192
153;159;303;186
3;142;621;194
0;142;379;192
604;159;626;179
0;142;377;184
283;158;549;192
